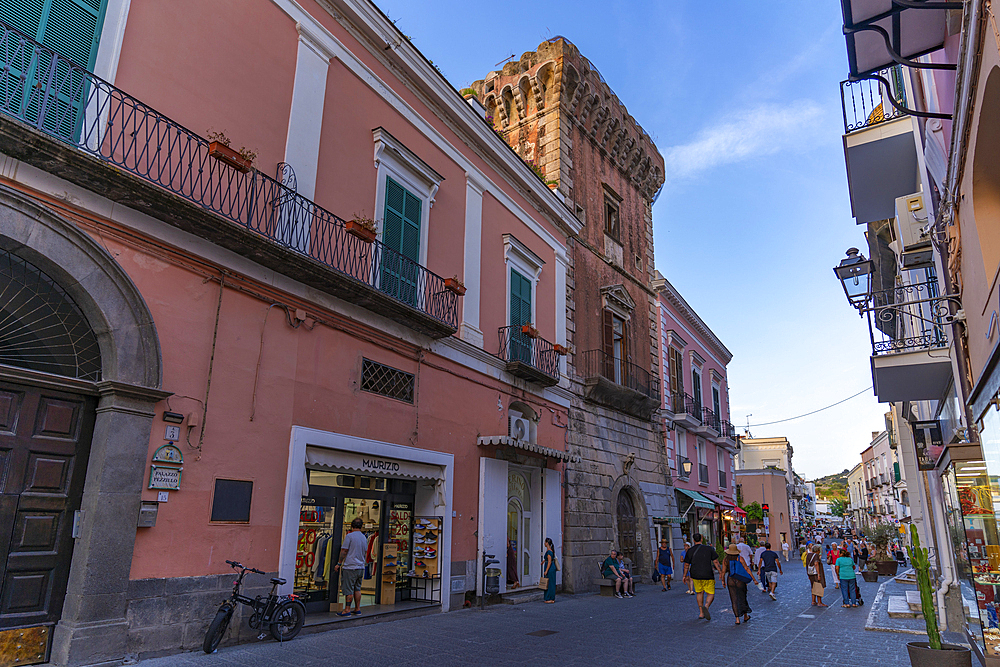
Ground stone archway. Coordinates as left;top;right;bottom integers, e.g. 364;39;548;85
0;185;166;666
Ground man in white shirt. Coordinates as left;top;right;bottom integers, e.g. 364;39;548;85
753;544;766;586
333;517;369;616
736;538;752;566
781;540;790;562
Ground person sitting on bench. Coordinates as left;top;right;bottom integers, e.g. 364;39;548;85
601;549;632;598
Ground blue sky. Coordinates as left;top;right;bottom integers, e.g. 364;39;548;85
376;0;886;480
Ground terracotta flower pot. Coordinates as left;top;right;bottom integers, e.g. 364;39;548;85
521;324;539;339
553;344;569;356
444;277;466;296
345;220;376;243
905;642;971;667
208;141;252;173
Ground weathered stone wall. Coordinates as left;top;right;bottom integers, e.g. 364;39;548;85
124;573;273;661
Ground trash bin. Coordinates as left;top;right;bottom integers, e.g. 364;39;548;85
485;567;501;595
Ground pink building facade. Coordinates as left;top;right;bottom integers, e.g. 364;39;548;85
652;272;739;549
0;1;583;663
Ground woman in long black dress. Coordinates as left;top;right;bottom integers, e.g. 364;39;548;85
723;543;757;625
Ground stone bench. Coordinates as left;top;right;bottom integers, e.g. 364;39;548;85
594;578;619;596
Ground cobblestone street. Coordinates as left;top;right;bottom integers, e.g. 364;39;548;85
138;556;923;667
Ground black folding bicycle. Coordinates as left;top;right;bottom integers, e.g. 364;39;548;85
203;560;306;653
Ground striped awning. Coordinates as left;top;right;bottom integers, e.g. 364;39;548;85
477;435;580;462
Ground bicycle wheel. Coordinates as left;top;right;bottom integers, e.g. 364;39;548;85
203;604;234;654
269;601;305;642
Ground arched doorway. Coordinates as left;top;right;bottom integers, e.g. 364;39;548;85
617;489;637;565
0;188;164;665
507;468;538;588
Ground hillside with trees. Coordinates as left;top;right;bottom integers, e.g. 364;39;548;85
811;469;849;501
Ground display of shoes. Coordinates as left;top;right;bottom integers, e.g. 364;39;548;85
415;561;426;568
422;570;429;578
407;569;416;577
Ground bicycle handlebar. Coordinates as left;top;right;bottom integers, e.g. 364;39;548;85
225;560;264;575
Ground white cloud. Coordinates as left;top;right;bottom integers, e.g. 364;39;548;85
663;101;825;180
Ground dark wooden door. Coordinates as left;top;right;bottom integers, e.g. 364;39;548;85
617;490;637;566
0;380;95;628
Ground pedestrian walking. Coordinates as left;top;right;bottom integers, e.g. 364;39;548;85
807;544;828;607
682;534;724;621
723;544;756;625
657;538;673;591
542;537;557;603
827;543;840;589
858;543;869;572
836;547;859;607
681;541;694;595
759;542;782;600
333;517;367;617
752;543;766;584
781;540;790;562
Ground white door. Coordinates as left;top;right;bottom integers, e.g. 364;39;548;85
478;457;508;596
543;468;562;585
508;466;540;587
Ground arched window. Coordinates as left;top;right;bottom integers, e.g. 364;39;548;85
0;248;101;380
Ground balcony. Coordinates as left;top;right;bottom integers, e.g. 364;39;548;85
693;407;719;437
0;22;459;338
840;66;921;226
672;392;702;430
497;326;560;387
865;280;953;402
577;350;660;420
711;420;737;446
698;463;709;485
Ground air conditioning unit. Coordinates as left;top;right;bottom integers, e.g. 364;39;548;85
894;192;933;269
509;411;530;441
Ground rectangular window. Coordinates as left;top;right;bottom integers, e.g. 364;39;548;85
604;195;620;241
602;310;629;384
691;368;702;411
211;479;253;523
717;449;726;488
712;385;721;417
509;268;533;363
668;348;684;403
361;358;415;403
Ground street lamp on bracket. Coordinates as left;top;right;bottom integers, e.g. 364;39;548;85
833;247;874;310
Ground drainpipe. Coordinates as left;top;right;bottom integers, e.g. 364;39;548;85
925;470;955;631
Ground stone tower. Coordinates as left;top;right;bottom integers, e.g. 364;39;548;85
471;38;671;593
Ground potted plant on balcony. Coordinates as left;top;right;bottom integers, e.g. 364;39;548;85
206;130;256;173
345;214;377;243
553;344;570;356
444;276;466;296
905;524;971;666
864;522;899;576
521;323;539;339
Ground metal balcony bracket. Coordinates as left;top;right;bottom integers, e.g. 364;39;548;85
845;23;957;75
850;73;954;120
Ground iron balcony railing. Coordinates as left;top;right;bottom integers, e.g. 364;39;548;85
840;65;907;133
866;279;949;356
0;21;459;330
718;420;736;440
698;463;709;485
577;350;660;402
671;392;701;423
701;407;720;432
497;326;560;382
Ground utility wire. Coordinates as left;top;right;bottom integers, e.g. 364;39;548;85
745;386;873;428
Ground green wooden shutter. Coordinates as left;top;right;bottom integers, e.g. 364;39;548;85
509;269;531;363
0;0;108;138
381;177;421;307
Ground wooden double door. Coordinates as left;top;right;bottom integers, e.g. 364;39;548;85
0;379;94;630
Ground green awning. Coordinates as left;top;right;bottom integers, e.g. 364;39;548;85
676;488;714;510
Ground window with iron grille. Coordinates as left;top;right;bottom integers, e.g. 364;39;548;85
361;358;415;403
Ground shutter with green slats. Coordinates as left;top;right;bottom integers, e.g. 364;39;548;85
509;269;531;363
380;177;422;307
0;0;107;138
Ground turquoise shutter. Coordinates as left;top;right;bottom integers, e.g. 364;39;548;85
509;269;532;363
0;0;108;138
381;177;421;306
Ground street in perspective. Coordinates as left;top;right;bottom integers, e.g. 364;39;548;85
0;1;992;666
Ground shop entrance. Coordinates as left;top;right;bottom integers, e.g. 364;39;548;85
295;472;415;614
505;467;540;590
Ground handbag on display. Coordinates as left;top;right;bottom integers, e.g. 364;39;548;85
537;576;549;590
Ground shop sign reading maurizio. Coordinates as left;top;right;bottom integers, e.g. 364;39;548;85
362;458;401;473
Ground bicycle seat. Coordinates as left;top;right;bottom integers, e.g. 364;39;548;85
271;577;286;585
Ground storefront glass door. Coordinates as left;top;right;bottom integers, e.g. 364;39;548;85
337;497;382;610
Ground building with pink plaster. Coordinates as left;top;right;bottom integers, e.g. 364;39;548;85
0;1;585;663
652;271;739;550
